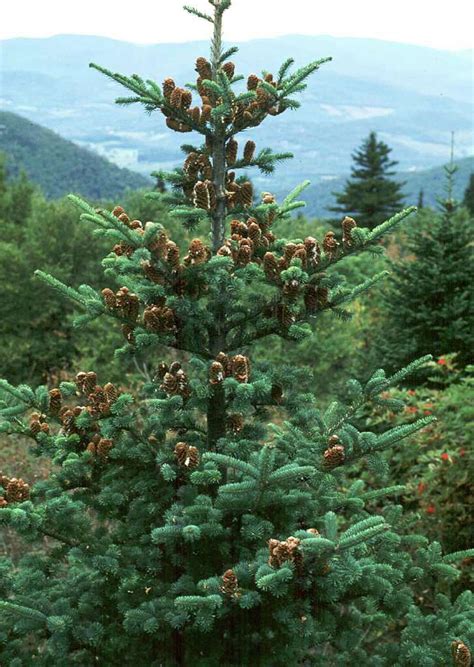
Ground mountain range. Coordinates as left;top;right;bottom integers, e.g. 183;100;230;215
1;34;472;195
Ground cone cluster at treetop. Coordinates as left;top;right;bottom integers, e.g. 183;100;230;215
0;1;472;665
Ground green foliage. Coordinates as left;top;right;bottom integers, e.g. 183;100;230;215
330;131;405;230
0;4;471;666
463;172;474;214
376;165;474;373
363;356;474;556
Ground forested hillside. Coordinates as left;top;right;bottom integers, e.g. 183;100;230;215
0;111;150;199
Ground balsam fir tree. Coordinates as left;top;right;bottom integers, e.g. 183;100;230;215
376;155;474;373
330;131;405;230
0;3;473;665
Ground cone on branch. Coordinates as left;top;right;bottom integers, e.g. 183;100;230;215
231;355;250;383
240;182;253;208
209;361;225;385
144;305;177;334
174;442;200;469
247;74;260;90
226;138;238;166
323;231;340;260
193;180;217;210
243;140;256;163
451;640;472;667
226;413;244;433
222;61;235;80
323;444;345;470
304;237;321;268
221;569;240;597
183;239;211;266
268;536;302;568
162;78;176;99
104;383;119;404
195;57;212;80
48;388;62;415
76;371;97;396
342;216;357;249
263;252;281;282
4;477;30;503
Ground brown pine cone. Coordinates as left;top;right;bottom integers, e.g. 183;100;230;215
165;241;180;269
221;569;240;597
189;106;201;124
83;372;97;396
201;104;212;123
181;89;192;110
247;74;260;90
161;372;178;395
247;221;261;244
104;383;119;404
169;86;183;109
112;205;125;218
144;305;177;334
263;252;280;282
283;278;301;300
209;361;225;385
97;438;113;461
316;286;329;309
268;536;301;568
226;413;244;433
342;216;357;249
142;260;164;285
323;445;345;470
451;640;472;667
184;239;210;266
226;138;238;166
236;243;252;267
122;324;136;345
174;442;199;468
162;78;176;99
48;388;62;415
102;288;116;310
216;352;232;377
231;355;250;383
323;231;340;260
148;230;169;259
222;61;235;80
5;478;30;503
276;303;295;328
195;57;212;80
243;140;256;163
239;182;253;208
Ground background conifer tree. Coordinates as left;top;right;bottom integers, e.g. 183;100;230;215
331;131;405;229
376;157;474;374
0;3;472;665
463;172;474;214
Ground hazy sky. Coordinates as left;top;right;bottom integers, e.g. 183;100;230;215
2;0;473;50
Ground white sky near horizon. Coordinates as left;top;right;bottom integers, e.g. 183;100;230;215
1;0;474;51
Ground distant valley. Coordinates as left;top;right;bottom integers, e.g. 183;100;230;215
1;34;472;185
1;111;472;217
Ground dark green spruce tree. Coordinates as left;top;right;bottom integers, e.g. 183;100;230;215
331;131;405;230
0;3;472;665
463;172;474;214
377;157;474;373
